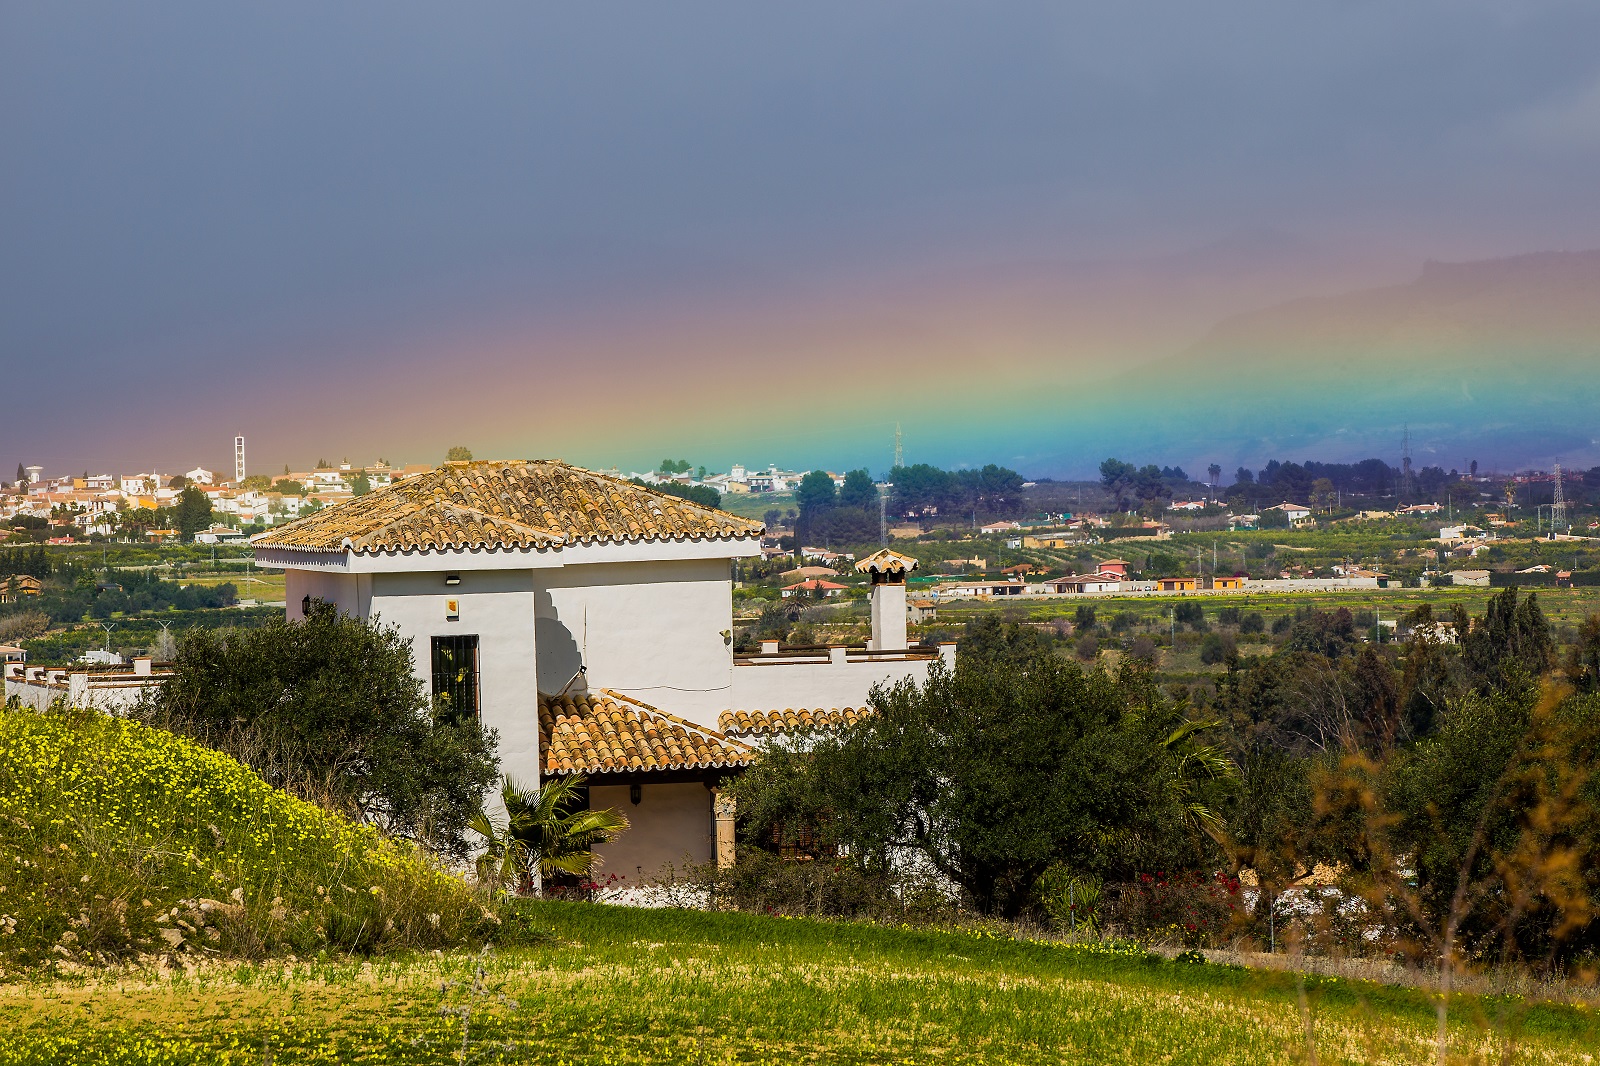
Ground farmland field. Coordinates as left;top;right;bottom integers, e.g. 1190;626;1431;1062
2;903;1594;1064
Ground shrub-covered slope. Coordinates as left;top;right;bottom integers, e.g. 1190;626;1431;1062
0;706;497;968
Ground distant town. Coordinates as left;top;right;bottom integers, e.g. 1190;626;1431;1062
5;441;1597;642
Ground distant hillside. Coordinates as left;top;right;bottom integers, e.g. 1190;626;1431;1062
1085;251;1600;472
1186;250;1600;370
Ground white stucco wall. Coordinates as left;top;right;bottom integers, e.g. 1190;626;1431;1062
363;570;543;786
284;570;367;619
590;781;714;885
536;559;734;725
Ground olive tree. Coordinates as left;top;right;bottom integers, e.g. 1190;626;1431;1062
140;602;498;858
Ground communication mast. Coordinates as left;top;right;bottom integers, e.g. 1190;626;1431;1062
1552;461;1567;536
893;423;903;471
234;436;246;484
1400;424;1413;502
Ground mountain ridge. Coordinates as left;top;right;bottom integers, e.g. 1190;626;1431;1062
1053;249;1600;474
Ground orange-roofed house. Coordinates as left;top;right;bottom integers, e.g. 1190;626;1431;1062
1157;576;1198;592
1097;559;1131;578
1207;575;1246;591
252;460;954;888
780;578;849;598
0;575;43;603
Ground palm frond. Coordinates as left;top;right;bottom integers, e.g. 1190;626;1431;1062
541;849;598;878
467;810;501;844
560;808;630;839
475;772;628;893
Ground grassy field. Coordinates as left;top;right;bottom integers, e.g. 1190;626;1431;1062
3;903;1595;1064
180;570;287;603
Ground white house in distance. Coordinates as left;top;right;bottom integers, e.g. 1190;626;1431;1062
1266;502;1313;526
251;460;950;884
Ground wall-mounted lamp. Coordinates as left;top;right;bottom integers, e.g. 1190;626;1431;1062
629;783;642;806
301;595;311;617
444;574;461;586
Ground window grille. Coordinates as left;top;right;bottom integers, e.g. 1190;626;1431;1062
431;635;480;724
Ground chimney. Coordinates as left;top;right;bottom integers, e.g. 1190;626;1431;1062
132;656;153;676
856;549;918;653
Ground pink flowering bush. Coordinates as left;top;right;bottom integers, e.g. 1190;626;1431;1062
1110;871;1243;947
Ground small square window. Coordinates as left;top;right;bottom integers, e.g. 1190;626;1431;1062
431;635;480;725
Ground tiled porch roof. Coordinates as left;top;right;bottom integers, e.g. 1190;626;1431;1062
718;707;872;737
540;689;755;776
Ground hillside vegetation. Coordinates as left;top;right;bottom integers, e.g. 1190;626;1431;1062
0;706;505;970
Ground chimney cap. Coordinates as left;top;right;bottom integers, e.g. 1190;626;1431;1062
855;548;919;575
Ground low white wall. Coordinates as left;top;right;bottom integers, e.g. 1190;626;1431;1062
590;781;713;885
1243;578;1381;592
728;646;955;717
4;675;160;713
937;577;1382;601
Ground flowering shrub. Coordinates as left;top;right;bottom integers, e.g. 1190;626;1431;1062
1110;871;1243;947
545;871;626;902
0;705;503;968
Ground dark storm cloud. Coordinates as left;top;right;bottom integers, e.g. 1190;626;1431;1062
3;2;1599;468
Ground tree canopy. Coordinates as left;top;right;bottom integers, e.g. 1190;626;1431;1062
732;616;1232;917
888;463;1024;520
1098;459;1189;510
793;468;880;546
630;477;720;509
140;603;499;858
174;486;212;541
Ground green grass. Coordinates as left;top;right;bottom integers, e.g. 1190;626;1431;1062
2;903;1595;1064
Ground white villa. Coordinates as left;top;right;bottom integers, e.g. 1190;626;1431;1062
250;460;950;884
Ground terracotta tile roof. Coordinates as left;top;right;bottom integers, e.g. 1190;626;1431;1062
540;689;755;775
252;460;763;554
855;548;919;575
718;707;872;737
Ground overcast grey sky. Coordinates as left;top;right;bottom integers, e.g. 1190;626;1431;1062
5;2;1600;471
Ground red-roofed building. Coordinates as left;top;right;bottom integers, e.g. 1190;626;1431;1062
781;578;850;599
